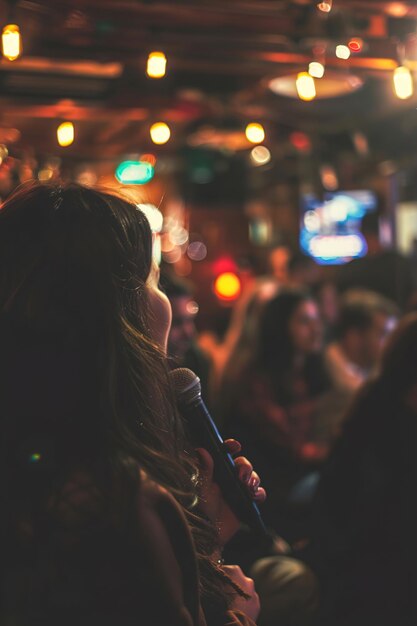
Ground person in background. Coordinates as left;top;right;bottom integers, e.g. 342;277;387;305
218;284;322;626
338;210;414;311
313;291;397;447
220;290;330;539
162;275;214;406
0;183;265;626
325;291;398;396
311;314;417;626
268;245;291;286
219;251;323;401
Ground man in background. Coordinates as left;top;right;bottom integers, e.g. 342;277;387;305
325;292;398;395
314;291;398;445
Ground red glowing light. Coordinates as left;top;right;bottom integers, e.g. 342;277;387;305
348;38;363;53
214;272;241;301
212;257;237;275
290;132;312;153
141;153;157;167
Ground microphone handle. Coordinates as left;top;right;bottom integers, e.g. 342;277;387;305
180;396;270;541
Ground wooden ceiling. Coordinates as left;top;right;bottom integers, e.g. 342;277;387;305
0;0;417;163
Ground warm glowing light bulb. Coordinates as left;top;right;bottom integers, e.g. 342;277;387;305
296;72;316;101
335;45;351;60
57;121;74;147
147;51;167;78
2;24;21;61
317;1;332;13
38;167;54;181
386;3;409;18
393;66;413;100
150;122;171;144
308;62;325;78
245;123;265;144
214;272;241;301
320;164;339;191
250;146;271;166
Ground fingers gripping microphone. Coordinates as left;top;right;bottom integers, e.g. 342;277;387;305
170;367;268;539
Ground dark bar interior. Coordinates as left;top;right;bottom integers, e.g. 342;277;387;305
0;2;416;625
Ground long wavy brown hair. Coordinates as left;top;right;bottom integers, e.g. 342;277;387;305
0;182;235;621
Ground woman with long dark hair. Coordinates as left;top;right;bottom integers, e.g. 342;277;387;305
220;290;329;535
0;182;263;626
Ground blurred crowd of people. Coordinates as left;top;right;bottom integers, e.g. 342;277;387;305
163;235;417;626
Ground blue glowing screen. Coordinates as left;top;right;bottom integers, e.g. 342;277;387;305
300;190;376;265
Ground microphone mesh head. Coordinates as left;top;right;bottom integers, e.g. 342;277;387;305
170;368;201;405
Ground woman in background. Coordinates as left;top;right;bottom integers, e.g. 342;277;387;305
220;290;329;538
0;183;263;626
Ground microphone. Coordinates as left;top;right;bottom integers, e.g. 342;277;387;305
170;367;269;539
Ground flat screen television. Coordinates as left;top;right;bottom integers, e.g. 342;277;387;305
300;190;377;265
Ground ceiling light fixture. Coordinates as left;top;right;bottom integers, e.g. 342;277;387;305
150;122;171;144
393;42;414;100
336;45;351;60
2;23;21;60
393;65;413;99
309;61;325;78
146;51;167;78
245;123;265;144
317;1;332;13
57;121;74;147
296;72;316;101
2;1;22;61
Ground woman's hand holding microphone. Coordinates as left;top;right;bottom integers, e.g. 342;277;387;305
196;438;266;622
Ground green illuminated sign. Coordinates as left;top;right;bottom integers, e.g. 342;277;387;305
115;160;154;184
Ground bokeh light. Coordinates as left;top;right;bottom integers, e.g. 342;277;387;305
250;146;271;166
336;45;351;60
214;272;241;301
2;24;21;61
317;1;332;13
187;241;208;261
348;38;363;53
169;226;189;246
147;51;167;78
393;66;413;100
150;122;171;145
57;122;74;147
308;62;325;78
115;160;154;184
245;123;265;144
296;72;316;101
163;247;182;263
